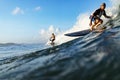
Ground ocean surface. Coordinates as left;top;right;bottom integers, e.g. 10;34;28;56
0;6;120;80
0;43;47;59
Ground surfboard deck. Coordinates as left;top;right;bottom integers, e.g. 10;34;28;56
64;28;105;37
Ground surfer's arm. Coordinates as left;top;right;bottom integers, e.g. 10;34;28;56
103;10;111;18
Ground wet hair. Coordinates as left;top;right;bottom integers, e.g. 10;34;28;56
101;3;106;8
52;33;54;35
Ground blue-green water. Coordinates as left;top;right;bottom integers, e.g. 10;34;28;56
0;6;120;80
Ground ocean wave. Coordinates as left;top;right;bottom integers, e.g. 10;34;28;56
0;3;120;80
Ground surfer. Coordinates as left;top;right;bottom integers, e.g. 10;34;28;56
50;33;56;45
89;3;111;31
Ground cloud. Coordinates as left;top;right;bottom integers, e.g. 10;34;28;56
35;6;41;11
12;7;24;15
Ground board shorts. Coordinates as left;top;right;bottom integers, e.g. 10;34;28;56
89;15;100;22
50;38;55;42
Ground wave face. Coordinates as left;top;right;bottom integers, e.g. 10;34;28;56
0;6;120;80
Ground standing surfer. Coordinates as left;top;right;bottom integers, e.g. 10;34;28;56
89;3;111;31
50;33;56;45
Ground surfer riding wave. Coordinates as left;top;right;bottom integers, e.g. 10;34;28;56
89;3;111;31
50;33;56;45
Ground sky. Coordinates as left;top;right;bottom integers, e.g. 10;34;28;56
0;0;111;43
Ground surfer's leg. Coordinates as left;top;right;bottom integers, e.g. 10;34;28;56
91;19;98;31
91;24;96;30
51;39;55;43
94;19;103;29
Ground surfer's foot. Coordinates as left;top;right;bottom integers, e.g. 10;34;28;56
90;27;95;31
90;29;93;31
98;30;103;33
90;28;93;31
90;25;96;31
